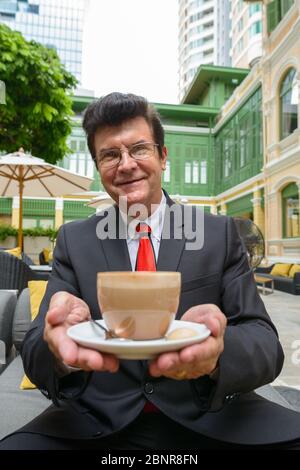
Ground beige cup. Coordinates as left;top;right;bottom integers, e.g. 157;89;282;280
97;271;181;340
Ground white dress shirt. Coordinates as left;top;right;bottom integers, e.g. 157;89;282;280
125;192;166;271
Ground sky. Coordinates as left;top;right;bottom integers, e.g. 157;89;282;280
82;0;179;104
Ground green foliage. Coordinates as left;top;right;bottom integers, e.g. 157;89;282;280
0;224;58;241
0;24;77;164
0;223;17;241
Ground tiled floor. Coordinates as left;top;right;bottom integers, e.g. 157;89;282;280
259;290;300;392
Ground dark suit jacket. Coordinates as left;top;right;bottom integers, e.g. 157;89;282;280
21;194;298;445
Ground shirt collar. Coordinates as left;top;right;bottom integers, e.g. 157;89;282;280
123;192;166;242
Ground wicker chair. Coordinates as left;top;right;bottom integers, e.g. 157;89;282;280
0;251;38;292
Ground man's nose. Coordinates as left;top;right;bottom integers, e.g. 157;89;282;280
117;151;138;171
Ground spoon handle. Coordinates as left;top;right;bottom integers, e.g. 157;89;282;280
90;319;116;339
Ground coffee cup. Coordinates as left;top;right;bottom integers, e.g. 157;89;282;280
97;271;181;340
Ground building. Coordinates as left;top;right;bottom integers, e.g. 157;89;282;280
0;0;87;82
178;0;223;101
179;0;264;99
230;0;263;68
216;0;232;67
261;0;300;261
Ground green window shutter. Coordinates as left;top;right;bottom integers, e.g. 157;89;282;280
0;198;12;215
281;0;294;18
282;182;298;198
267;0;280;34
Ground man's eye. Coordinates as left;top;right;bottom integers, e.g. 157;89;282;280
101;151;119;160
133;145;148;155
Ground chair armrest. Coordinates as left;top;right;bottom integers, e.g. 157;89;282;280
255;265;274;274
294;272;300;286
0;291;17;365
12;288;31;353
0;340;5;366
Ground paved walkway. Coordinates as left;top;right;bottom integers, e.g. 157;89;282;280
259;289;300;410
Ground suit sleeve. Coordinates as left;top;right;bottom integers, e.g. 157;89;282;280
21;225;91;405
208;217;284;411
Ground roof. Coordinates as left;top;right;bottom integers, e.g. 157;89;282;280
182;65;250;105
154;102;219;121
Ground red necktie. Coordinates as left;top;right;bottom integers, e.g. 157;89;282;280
135;223;156;271
136;223;160;413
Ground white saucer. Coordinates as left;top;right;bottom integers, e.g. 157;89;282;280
67;319;211;360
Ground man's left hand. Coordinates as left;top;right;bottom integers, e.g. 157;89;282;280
148;304;227;381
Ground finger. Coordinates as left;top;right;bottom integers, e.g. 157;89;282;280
181;305;209;322
46;305;72;326
76;347;119;372
178;337;218;363
148;351;180;376
47;292;90;326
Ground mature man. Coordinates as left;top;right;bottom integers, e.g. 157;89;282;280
1;92;300;450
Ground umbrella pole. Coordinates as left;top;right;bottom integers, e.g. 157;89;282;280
18;166;24;252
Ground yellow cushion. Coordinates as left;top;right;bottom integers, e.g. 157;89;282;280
20;280;48;390
42;248;53;264
270;263;292;277
5;246;22;259
289;264;300;278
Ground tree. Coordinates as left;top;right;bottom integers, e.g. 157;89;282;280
0;24;77;164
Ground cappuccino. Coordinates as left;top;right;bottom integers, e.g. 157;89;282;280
97;272;181;340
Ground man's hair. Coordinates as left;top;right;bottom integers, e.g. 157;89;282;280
82;92;164;161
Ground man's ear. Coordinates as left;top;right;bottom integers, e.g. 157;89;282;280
161;146;167;170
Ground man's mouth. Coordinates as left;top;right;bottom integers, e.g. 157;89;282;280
117;177;144;186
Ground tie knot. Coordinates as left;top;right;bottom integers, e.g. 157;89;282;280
136;223;151;234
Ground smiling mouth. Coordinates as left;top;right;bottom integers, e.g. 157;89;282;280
118;178;144;186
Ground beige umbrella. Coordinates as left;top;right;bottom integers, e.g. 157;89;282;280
86;191;113;210
0;148;93;250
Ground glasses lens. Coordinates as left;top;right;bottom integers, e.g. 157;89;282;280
98;149;121;168
130;143;155;160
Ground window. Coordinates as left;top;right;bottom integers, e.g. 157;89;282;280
192;161;199;183
223;134;233;178
280;68;298;140
250;21;262;36
79;140;86;152
200;161;207;184
237;18;243;33
282;183;299;238
249;3;262;16
164;161;170;183
185;162;191;183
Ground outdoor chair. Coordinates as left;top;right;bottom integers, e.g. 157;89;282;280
21;253;35;266
0;251;38;293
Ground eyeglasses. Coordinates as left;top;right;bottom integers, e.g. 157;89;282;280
97;142;160;169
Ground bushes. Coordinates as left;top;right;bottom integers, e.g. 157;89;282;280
0;224;57;242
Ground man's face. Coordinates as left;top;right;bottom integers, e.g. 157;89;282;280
94;117;167;213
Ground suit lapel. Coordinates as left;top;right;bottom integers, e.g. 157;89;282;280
98;205;131;272
157;194;186;272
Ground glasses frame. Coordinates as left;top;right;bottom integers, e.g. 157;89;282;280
97;142;160;169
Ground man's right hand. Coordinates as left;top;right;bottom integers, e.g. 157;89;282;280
43;291;119;373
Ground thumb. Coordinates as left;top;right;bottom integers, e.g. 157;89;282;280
46;291;73;326
46;305;70;326
181;305;209;323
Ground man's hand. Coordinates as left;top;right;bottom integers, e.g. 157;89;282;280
148;304;226;380
43;291;119;373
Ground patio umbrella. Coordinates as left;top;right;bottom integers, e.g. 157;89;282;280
87;191;113;210
0;148;93;250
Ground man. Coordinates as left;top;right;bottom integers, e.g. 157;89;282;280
1;92;300;450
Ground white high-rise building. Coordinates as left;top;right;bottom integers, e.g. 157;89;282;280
178;0;232;101
230;0;263;68
0;0;88;82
